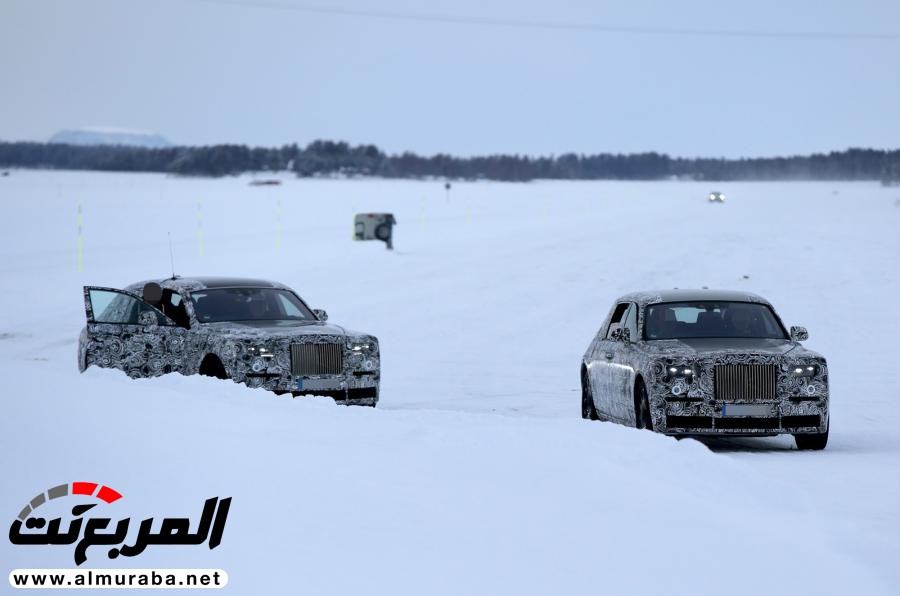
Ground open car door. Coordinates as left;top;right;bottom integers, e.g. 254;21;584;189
81;286;184;378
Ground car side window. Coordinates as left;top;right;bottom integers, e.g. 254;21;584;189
276;293;305;318
623;303;638;339
88;289;170;325
605;303;630;339
161;289;191;328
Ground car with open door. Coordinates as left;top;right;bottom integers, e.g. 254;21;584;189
580;289;829;450
78;276;380;406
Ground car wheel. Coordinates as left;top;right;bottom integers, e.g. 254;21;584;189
374;223;391;241
794;427;828;450
581;369;598;421
635;381;653;431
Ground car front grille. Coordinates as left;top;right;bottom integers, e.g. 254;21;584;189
714;364;777;401
290;343;344;376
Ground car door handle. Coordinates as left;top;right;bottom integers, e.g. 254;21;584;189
605;352;614;360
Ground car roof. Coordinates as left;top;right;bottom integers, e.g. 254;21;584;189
615;289;772;308
124;276;291;293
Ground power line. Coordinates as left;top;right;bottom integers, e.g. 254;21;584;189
189;0;900;41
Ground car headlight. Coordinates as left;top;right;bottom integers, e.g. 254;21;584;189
664;363;696;380
347;338;378;355
248;345;274;359
789;364;818;377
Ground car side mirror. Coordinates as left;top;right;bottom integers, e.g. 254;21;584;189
611;327;631;343
790;326;808;342
313;309;328;322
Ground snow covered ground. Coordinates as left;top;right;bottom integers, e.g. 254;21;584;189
1;170;898;594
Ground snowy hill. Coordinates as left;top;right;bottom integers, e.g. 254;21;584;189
49;127;171;148
0;172;898;594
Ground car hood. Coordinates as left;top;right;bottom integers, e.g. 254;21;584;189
642;338;821;359
198;320;352;339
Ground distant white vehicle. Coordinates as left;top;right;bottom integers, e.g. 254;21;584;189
708;191;726;203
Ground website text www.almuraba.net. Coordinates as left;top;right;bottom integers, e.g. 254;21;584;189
9;569;227;589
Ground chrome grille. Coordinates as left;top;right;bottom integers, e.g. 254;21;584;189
714;364;777;401
291;343;344;376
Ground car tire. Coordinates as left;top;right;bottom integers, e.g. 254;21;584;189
635;381;653;431
794;427;828;450
581;369;598;421
374;223;391;241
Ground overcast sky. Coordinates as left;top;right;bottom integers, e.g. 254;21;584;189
1;0;898;157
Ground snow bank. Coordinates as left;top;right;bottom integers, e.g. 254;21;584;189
1;171;898;594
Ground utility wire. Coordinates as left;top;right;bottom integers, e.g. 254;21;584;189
189;0;900;41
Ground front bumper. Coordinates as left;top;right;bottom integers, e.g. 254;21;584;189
239;369;380;403
659;399;827;435
648;357;829;435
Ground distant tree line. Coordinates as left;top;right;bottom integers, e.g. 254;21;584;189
1;139;898;183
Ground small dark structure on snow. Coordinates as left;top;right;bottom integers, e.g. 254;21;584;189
354;213;396;250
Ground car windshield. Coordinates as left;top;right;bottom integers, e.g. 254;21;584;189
644;301;787;340
190;288;315;323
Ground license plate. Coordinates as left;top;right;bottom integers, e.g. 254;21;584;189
722;403;771;416
296;378;342;391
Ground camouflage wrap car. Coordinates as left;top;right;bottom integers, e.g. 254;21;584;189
77;276;380;406
580;289;829;449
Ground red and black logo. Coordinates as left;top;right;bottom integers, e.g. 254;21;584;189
9;482;231;566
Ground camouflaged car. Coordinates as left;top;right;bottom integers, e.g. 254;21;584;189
580;289;829;449
78;277;380;406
